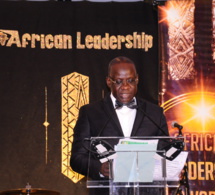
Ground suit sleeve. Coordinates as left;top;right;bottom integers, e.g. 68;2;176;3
70;106;102;179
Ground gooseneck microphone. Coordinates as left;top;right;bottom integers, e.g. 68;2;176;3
97;105;122;137
85;99;140;163
172;121;183;130
163;121;184;161
82;102;124;163
97;98;137;136
135;105;169;136
172;121;183;136
136;104;185;160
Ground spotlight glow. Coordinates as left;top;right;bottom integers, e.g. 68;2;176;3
167;8;180;23
158;2;180;24
162;91;215;133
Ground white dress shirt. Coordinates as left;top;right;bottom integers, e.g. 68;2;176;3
110;94;137;137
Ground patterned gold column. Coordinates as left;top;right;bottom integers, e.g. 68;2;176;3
61;72;89;183
167;0;196;80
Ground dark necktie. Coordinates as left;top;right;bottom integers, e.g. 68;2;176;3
115;99;137;109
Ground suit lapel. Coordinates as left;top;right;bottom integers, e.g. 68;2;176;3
103;95;124;136
131;98;146;136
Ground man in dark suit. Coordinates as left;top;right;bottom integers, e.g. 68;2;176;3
70;56;169;194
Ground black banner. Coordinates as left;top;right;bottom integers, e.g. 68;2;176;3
0;2;158;195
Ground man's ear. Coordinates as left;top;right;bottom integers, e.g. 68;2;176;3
136;74;139;84
106;77;111;88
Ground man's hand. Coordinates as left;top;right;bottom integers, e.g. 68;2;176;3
100;162;109;177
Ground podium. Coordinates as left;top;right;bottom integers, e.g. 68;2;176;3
86;136;186;195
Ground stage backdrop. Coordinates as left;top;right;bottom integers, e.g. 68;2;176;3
0;2;158;195
159;0;215;194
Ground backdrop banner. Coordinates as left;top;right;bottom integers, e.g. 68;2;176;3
159;0;215;194
0;2;158;195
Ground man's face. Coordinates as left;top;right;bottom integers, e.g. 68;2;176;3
106;62;138;104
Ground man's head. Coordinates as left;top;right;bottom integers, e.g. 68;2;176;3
106;56;138;104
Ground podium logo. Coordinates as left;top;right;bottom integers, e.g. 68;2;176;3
0;29;72;49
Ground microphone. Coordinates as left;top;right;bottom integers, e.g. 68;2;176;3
92;99;138;162
97;103;123;136
135;105;169;136
172;121;183;130
82;101;124;163
172;121;183;137
136;105;184;160
159;121;184;161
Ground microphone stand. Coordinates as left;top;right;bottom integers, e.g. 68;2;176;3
175;161;190;195
174;125;190;195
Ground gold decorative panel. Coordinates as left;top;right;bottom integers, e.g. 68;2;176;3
167;0;196;80
61;72;89;183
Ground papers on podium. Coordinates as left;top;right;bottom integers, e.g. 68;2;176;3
113;139;158;182
153;151;188;181
113;138;188;183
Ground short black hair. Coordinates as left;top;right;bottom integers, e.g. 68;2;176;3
108;56;136;75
